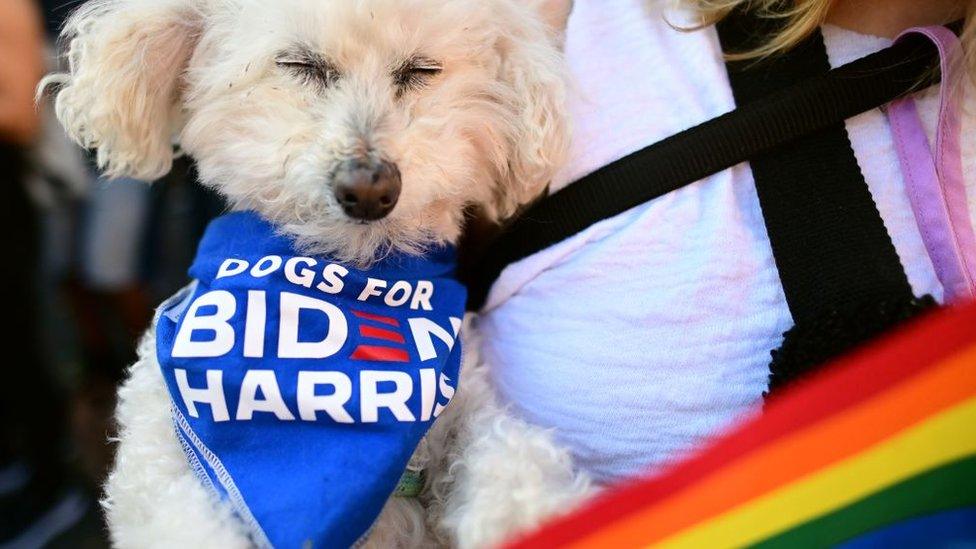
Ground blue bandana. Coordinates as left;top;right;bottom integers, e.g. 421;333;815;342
156;211;465;548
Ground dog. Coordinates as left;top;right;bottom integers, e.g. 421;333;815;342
44;0;592;546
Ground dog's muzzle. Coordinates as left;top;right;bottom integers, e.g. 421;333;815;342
333;158;401;221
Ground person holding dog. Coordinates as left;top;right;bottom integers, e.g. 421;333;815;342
476;0;975;488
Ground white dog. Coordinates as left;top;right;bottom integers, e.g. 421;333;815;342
45;0;591;547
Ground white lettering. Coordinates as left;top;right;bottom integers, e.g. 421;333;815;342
236;370;295;420
297;371;354;423
410;281;434;311
284;257;317;288
175;369;230;422
250;255;283;277
361;370;415;422
317;263;348;294
434;373;456;418
358;278;387;302
384;281;412;307
419;368;436;421
277;292;348;358
243;290;266;358
216;259;249;279
172;291;237;358
408;317;461;361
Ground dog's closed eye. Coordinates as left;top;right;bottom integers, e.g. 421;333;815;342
393;57;443;96
276;48;339;89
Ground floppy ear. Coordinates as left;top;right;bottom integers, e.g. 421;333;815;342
43;0;204;180
489;0;572;221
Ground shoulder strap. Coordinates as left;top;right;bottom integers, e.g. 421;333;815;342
718;11;915;321
464;23;945;311
718;11;934;392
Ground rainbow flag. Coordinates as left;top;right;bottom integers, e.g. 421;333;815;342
507;302;976;548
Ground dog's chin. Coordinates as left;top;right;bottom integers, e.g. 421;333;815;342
275;208;449;268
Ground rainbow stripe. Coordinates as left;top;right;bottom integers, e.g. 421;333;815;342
507;302;976;548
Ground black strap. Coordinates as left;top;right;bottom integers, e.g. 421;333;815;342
464;24;944;311
718;12;937;392
717;12;914;323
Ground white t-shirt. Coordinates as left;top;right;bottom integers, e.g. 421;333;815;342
477;0;976;484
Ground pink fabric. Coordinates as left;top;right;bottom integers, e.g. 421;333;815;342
889;26;976;302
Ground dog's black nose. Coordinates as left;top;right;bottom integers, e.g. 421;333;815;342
333;159;401;221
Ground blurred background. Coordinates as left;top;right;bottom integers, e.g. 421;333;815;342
2;1;225;546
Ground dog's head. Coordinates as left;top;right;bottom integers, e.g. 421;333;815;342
47;0;568;262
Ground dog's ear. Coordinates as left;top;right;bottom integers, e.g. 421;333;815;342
489;0;571;221
42;0;205;180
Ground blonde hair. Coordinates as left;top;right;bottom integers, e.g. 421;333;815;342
687;0;976;84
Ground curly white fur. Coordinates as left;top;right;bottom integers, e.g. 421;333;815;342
103;330;253;549
428;320;594;548
44;0;569;264
45;0;591;547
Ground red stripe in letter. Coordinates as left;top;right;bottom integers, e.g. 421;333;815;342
351;345;410;362
359;325;406;344
351;310;400;327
